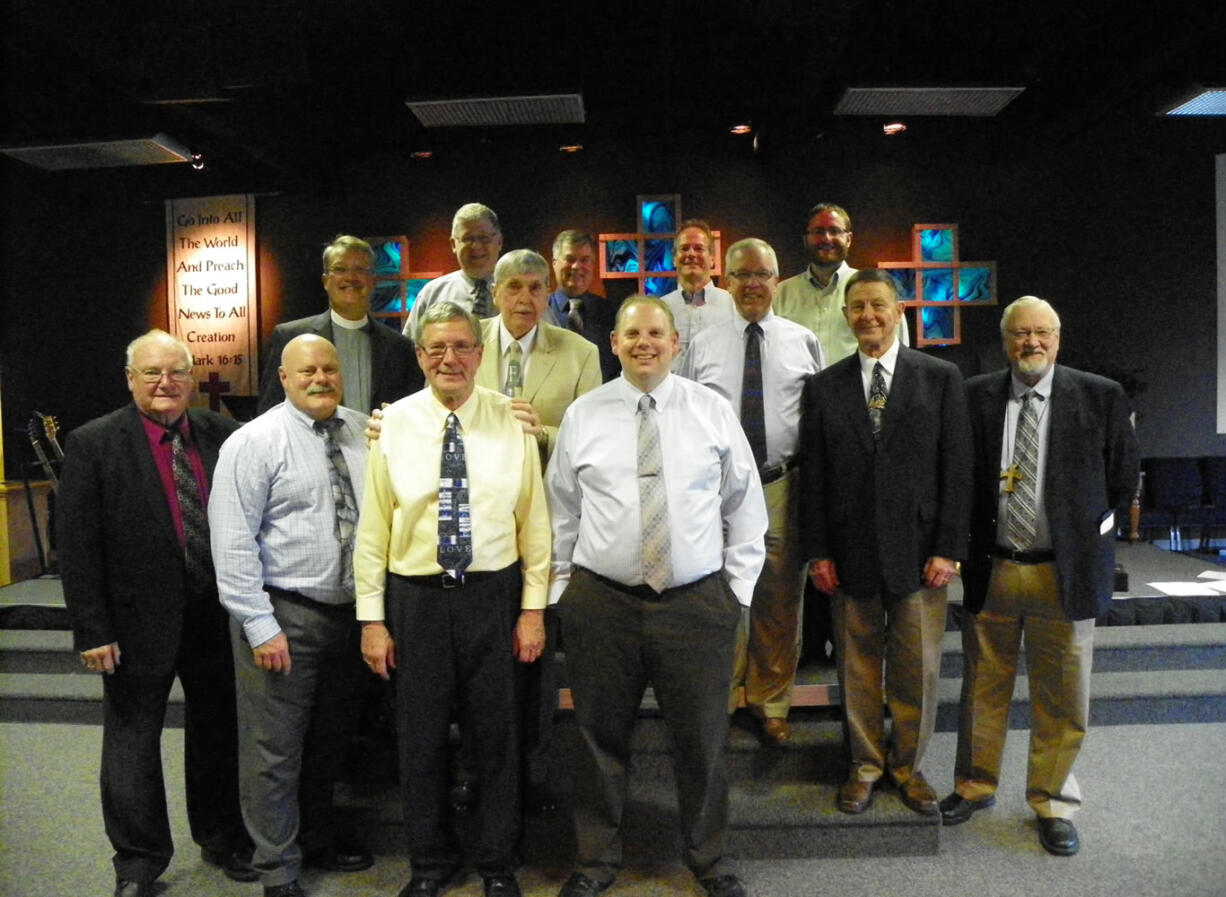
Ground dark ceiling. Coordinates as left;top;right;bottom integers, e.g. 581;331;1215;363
4;0;1226;198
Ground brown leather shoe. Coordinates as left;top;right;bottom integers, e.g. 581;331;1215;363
895;772;939;815
837;778;876;814
761;717;791;745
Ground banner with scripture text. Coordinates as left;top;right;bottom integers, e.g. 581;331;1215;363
165;194;258;411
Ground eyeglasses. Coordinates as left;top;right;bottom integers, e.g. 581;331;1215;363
457;234;498;246
130;367;193;383
806;227;849;238
327;265;373;276
1007;328;1057;341
421;342;480;360
727;270;776;283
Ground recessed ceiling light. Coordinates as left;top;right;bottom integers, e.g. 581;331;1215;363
1161;89;1226;116
730;123;752;135
883;122;907;135
411;150;433;159
559;144;583;153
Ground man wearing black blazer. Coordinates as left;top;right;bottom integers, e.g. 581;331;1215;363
257;235;421;415
58;330;249;897
799;269;971;818
939;297;1139;857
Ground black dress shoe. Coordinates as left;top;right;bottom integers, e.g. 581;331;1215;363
450;779;479;813
938;792;996;826
201;842;259;882
699;874;749;897
483;874;523;897
114;880;153;897
1037;817;1080;856
557;871;613;897
399;868;460;897
303;838;373;872
264;883;307;897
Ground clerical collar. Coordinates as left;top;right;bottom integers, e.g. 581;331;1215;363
330;309;370;330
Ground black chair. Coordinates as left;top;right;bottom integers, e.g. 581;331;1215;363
1137;458;1203;551
1195;456;1226;552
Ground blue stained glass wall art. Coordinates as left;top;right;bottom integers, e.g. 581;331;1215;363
958;267;992;302
922;269;954;302
921;306;955;341
645;239;673;272
371;282;403;313
920;228;954;262
641;199;677;234
405;278;433;310
885;269;917;302
371;240;402;277
645;276;674;296
606;239;639;273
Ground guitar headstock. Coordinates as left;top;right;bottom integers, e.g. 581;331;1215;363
36;411;59;444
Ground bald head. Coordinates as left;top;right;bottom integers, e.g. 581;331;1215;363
279;334;343;420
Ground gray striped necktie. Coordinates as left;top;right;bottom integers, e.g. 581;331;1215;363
637;394;672;593
1007;392;1042;549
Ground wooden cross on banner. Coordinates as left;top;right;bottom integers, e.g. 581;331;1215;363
199;371;232;412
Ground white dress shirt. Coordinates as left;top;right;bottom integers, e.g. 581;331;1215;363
856;337;902;403
545;373;767;606
660;283;736;369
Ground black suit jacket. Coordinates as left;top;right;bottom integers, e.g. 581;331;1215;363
573;292;621;383
57;403;240;675
962;366;1139;620
256;310;422;414
799;346;972;599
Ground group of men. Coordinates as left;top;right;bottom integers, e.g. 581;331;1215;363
58;199;1138;897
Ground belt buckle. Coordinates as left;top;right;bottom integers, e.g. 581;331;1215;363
442;572;463;589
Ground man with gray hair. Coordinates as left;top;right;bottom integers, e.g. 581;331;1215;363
681;238;824;745
258;234;420;415
940;297;1138;857
548;230;621;382
404;203;504;338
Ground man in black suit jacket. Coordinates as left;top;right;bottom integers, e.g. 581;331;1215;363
939;297;1139;857
799;269;971;818
58;329;249;897
547;230;621;383
257;235;421;414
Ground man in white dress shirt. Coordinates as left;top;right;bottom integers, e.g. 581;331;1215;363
681;238;824;745
546;296;767;897
404;203;504;338
659;219;735;367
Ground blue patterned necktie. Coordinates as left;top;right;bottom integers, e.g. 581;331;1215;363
438;412;472;581
637;394;672;593
868;361;888;438
315;418;357;593
168;426;212;594
741;322;767;467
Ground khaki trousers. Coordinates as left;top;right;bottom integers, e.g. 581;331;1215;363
832;584;947;785
730;469;805;718
953;558;1094;819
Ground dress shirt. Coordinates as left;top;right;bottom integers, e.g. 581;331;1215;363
329;309;373;413
354;385;551;621
497;318;538;389
856;338;902;403
544;289;573;328
679;310;824;467
546;373;767;606
660;283;736;369
404;269;490;339
995;366;1055;550
209;402;368;647
139;412;208;549
775;262;910;365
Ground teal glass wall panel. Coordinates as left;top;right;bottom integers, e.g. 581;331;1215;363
922;269;954;302
885;269;917;301
641;199;677;234
920;228;954;262
606;240;639;273
958;267;992;302
645;276;673;296
371;240;402;277
921;306;955;341
645;239;673;272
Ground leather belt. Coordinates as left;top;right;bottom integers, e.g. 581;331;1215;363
992;545;1056;564
760;456;799;485
393;563;516;590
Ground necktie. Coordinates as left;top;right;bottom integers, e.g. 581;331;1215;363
505;341;523;397
868;361;888;438
1007;392;1042;550
472;279;492;318
637;394;672;593
741;322;767;467
315;419;358;593
169;426;212;594
567;298;584;334
438;413;472;581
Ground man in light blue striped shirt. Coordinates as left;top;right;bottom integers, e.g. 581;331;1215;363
210;334;372;897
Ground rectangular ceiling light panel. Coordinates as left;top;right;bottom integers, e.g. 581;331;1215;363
835;87;1024;117
407;93;585;128
0;133;193;170
1162;89;1226;116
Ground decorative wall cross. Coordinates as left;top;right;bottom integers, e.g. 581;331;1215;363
363;235;442;333
878;224;997;346
599;194;722;296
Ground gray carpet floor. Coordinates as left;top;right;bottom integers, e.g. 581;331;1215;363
2;721;1225;897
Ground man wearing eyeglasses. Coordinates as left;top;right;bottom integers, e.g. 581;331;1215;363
258;234;420;415
547;230;620;382
774;202;909;365
680;239;824;746
356;300;550;897
940;297;1138;857
659;219;736;368
404;203;505;339
58;329;252;897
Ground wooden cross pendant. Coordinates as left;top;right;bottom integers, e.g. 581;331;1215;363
1000;463;1024;493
